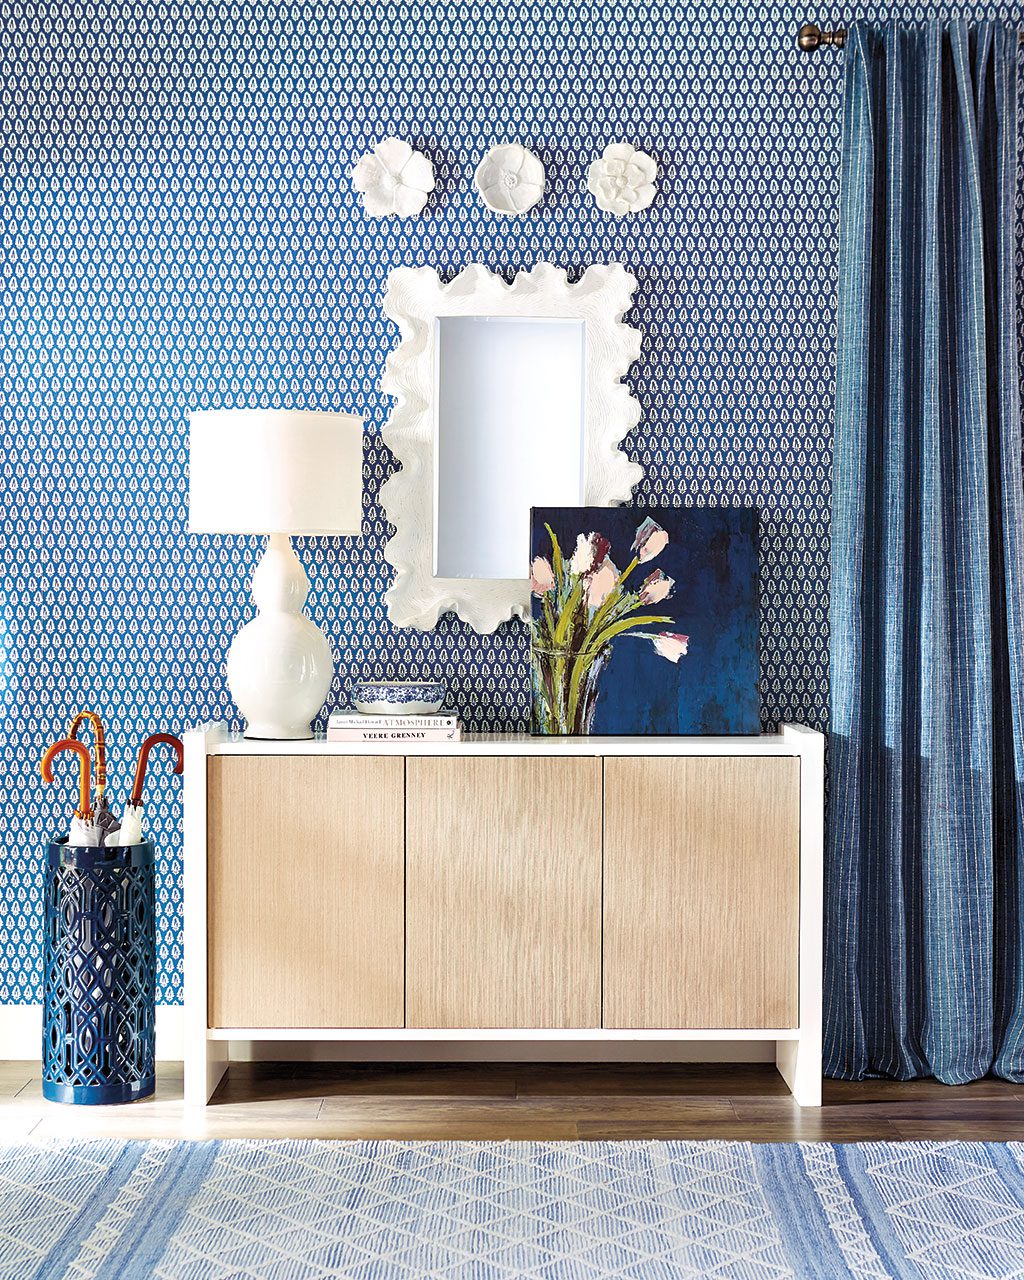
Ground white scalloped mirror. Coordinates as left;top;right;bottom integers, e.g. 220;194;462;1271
380;262;643;632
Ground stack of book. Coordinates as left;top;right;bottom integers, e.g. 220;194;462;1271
327;712;462;743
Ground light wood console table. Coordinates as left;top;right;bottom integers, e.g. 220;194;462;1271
184;722;824;1106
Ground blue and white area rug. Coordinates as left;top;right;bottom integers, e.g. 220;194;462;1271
3;1139;1024;1279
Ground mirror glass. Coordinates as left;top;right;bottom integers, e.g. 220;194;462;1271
434;316;586;580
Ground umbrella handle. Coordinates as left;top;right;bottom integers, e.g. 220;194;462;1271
130;733;184;808
41;739;93;819
67;710;107;797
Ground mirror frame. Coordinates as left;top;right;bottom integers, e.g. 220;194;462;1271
379;262;643;632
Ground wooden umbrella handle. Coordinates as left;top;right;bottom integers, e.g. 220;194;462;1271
41;739;93;819
130;733;184;808
68;710;106;795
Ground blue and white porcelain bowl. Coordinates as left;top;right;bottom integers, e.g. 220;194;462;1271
350;680;447;716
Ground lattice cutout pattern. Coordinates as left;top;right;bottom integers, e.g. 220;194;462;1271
43;851;156;1093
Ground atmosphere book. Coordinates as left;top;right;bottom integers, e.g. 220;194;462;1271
327;712;459;730
326;712;461;742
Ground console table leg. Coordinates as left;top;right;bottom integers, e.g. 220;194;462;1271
185;1036;228;1108
184;725;229;1107
777;1036;822;1107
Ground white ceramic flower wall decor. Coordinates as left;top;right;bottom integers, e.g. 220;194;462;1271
351;138;435;217
474;143;546;216
587;143;658;216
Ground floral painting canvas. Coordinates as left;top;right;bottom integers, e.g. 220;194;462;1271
529;506;760;735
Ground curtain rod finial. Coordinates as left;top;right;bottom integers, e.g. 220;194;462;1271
798;23;847;51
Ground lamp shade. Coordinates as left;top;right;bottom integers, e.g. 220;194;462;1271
188;409;363;536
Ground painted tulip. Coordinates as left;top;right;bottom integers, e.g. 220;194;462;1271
632;517;669;563
639;569;674;604
651;632;689;662
531;556;555;595
587;560;619;608
570;531;611;576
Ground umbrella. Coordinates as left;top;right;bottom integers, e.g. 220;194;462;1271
67;710;119;847
41;738;100;847
114;732;184;846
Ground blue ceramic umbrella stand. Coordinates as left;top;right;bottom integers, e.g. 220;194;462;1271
42;838;157;1105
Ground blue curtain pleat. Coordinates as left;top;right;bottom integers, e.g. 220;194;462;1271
987;26;1024;1079
826;20;1024;1083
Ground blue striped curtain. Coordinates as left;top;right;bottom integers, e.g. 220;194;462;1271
826;21;1024;1083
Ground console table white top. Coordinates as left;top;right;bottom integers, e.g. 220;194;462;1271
200;722;822;758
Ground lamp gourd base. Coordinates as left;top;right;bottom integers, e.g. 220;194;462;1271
226;534;334;740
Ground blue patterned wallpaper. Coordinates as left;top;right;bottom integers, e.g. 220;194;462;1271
2;3;1021;1003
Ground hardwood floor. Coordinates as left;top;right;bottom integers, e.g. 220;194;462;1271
3;1061;1022;1141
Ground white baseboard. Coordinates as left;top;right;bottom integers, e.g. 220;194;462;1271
0;1004;186;1062
0;1005;773;1065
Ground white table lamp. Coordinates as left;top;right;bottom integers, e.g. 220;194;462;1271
189;409;363;739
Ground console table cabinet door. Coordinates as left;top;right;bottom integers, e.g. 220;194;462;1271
207;756;404;1029
604;756;800;1030
406;757;602;1029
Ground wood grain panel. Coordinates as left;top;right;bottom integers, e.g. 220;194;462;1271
208;756;404;1029
604;756;800;1029
406;756;602;1029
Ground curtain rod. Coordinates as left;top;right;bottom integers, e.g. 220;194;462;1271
797;22;1024;50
